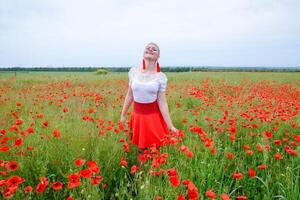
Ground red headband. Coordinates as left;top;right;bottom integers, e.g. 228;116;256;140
143;59;160;72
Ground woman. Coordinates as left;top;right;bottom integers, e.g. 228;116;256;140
120;42;178;150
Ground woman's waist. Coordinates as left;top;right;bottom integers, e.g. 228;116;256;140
133;100;160;114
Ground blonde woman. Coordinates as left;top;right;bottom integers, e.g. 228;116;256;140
120;42;178;151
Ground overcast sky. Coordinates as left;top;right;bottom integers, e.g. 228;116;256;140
0;0;299;67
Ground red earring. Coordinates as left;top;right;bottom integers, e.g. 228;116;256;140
143;59;146;70
156;61;160;72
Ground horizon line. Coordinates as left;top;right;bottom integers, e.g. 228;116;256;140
1;65;300;68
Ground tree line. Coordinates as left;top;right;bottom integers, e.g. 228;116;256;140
0;66;299;72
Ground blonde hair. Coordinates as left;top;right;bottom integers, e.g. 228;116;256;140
146;42;160;56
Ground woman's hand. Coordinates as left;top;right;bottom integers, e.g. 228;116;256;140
168;125;179;134
120;115;132;141
120;115;126;127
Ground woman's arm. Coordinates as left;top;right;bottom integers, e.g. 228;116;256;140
157;91;178;133
120;87;133;126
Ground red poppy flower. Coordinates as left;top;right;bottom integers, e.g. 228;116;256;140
177;194;186;200
88;108;94;114
75;158;85;166
52;181;63;190
120;157;128;167
221;193;231;200
0;129;6;135
24;186;33;193
232;172;244;179
1;137;10;144
182;179;190;185
40;176;49;185
178;145;188;152
248;168;256;178
68;173;81;189
15;119;23;126
130;165;139;174
274;153;283;160
246;150;253;155
91;175;102;185
205;189;217;199
26;127;34;134
167;168;177;177
119;138;125;143
264;131;272;139
36;183;47;193
27;146;34;151
256;144;263;152
169;175;180;187
274;140;282;146
53;129;60;137
258;164;267;170
80;169;92;178
3;186;18;199
226;153;234;159
14;138;23;147
294;134;300;142
123;143;130;153
87;161;100;173
186;150;194;158
7;161;19;171
187;181;199;200
285;145;298;156
0;146;10;152
237;195;247;200
9;125;19;132
6;176;25;187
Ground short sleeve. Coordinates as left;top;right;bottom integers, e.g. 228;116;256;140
128;67;135;86
158;73;168;92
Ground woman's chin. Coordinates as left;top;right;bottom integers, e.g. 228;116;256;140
144;55;156;61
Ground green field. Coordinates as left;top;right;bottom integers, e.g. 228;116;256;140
0;71;299;200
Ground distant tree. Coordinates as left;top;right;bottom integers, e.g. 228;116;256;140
95;69;108;75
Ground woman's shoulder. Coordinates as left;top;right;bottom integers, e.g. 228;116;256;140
129;66;140;73
128;66;140;76
157;71;168;82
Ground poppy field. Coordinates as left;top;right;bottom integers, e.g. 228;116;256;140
0;71;299;200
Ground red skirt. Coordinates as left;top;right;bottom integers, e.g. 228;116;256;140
128;100;169;149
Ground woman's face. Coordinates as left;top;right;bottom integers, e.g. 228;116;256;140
143;44;159;61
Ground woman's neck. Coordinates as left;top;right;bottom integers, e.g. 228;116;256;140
142;59;156;72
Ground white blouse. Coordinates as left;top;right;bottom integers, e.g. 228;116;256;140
128;66;168;103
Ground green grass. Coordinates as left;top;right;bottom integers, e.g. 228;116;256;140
0;71;299;200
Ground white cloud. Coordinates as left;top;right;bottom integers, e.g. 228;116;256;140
0;0;299;67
